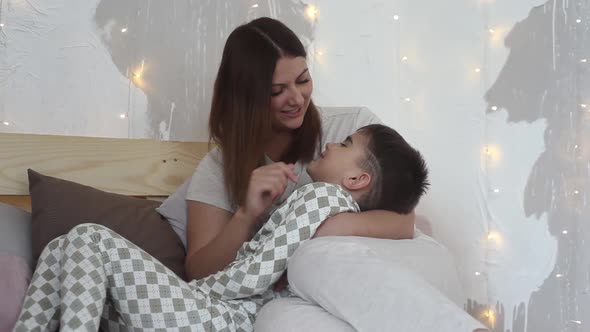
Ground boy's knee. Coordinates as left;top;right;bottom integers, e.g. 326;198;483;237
66;223;117;245
68;223;110;235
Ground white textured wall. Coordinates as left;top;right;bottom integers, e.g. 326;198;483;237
1;1;589;331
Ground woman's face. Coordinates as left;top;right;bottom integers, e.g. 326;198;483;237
270;56;313;132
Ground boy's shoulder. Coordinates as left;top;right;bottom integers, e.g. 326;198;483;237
291;182;358;209
295;182;344;195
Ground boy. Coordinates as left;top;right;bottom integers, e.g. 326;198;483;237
307;123;429;238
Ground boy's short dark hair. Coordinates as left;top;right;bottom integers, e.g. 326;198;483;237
356;124;429;214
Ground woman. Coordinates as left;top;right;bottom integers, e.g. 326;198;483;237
14;17;414;332
184;17;414;281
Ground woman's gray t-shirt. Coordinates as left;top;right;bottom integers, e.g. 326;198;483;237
186;107;382;213
157;107;382;247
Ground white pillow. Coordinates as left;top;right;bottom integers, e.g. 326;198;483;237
259;232;485;332
0;203;33;332
156;179;190;248
290;231;466;305
0;202;32;265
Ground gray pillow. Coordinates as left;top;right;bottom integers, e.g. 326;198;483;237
0;202;32;266
156;179;190;248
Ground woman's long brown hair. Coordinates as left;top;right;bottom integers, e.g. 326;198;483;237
208;17;322;207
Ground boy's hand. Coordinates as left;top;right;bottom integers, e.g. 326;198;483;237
273;272;289;291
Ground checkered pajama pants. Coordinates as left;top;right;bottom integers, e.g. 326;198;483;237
14;183;358;332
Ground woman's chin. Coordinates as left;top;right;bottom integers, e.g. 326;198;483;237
273;118;305;132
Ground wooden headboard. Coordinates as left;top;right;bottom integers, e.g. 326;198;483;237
0;132;210;211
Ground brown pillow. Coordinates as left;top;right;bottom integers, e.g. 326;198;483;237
28;169;186;279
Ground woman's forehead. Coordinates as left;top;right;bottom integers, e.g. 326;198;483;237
273;57;308;82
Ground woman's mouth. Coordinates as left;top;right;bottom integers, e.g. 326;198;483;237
280;107;302;118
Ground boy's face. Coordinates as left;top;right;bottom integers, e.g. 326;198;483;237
307;131;369;185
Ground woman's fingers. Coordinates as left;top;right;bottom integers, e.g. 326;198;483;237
280;163;299;183
256;174;287;201
243;162;300;219
262;162;298;183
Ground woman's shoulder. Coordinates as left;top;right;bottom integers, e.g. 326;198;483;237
318;106;376;120
190;147;225;187
197;146;223;168
317;106;382;143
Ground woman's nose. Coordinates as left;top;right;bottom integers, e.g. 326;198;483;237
288;86;304;106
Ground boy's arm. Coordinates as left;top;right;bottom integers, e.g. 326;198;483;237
313;210;415;240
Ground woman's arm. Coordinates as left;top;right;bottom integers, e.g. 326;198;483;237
313;210;415;240
185;162;298;280
185;202;258;280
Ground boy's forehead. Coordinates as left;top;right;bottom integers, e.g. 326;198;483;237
351;131;369;146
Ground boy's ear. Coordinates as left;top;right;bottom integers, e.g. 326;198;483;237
343;171;371;191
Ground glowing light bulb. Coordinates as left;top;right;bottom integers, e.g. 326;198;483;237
316;50;324;56
403;97;411;103
488;28;495;34
474;67;481;73
306;5;318;20
251;3;259;8
0;23;4;28
581;59;588;63
570;320;582;325
491;106;498;111
2;121;10;126
483;145;502;163
393;15;400;21
120;114;127;119
401;56;408;61
484;309;496;325
132;60;145;80
574;190;580;195
487;231;503;244
121;27;128;33
475;271;482;276
556;273;564;278
574;144;579;149
493;188;500;193
581;104;588;108
562;230;568;235
576;19;582;23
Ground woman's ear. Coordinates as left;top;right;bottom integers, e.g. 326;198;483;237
343;172;371;191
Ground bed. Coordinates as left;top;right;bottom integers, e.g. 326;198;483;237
0;128;486;332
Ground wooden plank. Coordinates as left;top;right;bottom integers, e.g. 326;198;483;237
0;133;210;196
0;196;162;213
0;196;32;212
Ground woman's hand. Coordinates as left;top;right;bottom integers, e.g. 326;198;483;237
242;162;298;220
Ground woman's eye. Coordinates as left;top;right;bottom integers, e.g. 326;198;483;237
296;79;310;85
271;90;283;97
